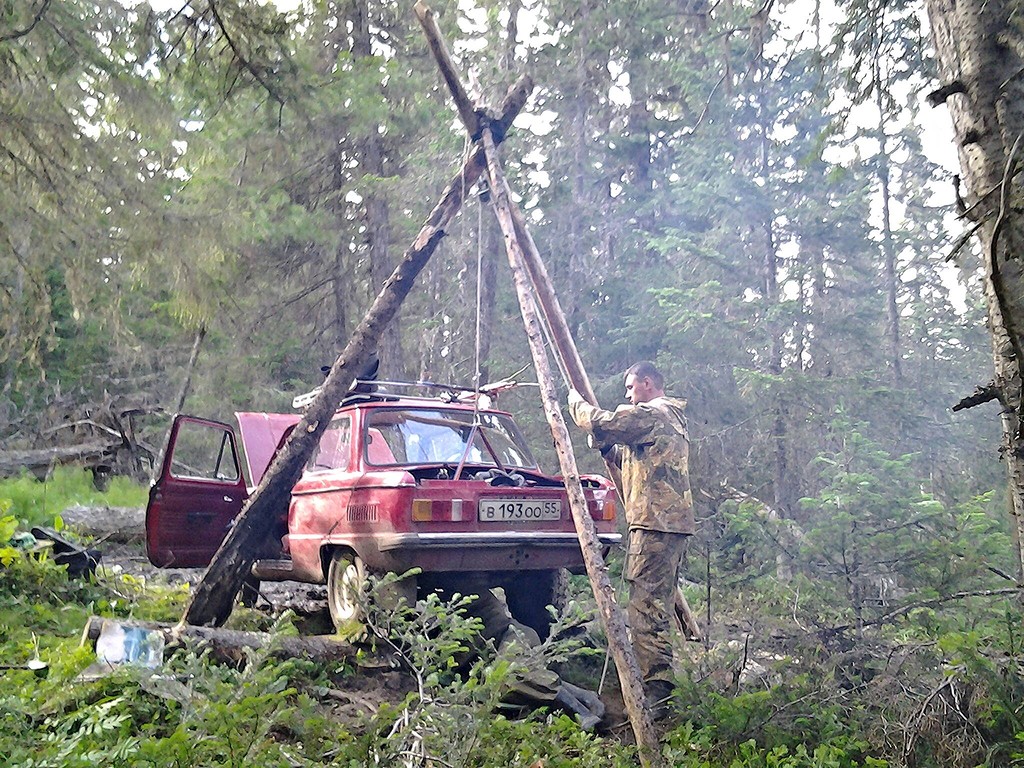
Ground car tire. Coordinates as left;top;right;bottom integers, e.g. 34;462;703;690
503;569;567;641
327;550;366;630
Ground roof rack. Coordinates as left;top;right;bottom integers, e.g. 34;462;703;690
291;377;537;410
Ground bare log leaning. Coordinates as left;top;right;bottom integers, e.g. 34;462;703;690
482;128;666;768
82;616;359;665
414;1;481;137
181;76;533;629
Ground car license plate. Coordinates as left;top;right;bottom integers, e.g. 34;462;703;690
478;499;561;522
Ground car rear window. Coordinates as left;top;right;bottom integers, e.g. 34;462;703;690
308;416;352;471
364;407;538;469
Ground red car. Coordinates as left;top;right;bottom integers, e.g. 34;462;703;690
146;386;620;636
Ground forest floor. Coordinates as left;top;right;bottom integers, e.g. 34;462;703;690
74;505;630;736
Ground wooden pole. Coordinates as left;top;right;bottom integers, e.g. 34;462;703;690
508;212;598;400
412;6;665;757
481;127;665;768
180;77;533;628
414;1;481;137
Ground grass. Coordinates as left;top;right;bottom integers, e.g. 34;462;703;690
0;466;149;529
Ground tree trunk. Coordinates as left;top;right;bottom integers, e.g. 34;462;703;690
332;243;349;351
154;325;206;482
352;0;404;377
181;77;533;628
759;99;795;528
874;58;902;383
925;0;1024;582
566;0;592;339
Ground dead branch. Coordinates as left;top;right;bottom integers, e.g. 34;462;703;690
207;0;285;106
681;72;728;138
43;420;123;440
819;587;1024;639
926;80;967;107
986;564;1018;582
952;382;1003;412
945;221;984;261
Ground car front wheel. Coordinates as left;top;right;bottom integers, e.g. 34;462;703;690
327;550;365;630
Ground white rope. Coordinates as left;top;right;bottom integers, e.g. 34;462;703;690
474;181;484;411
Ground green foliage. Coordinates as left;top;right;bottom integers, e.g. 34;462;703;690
0;466;148;529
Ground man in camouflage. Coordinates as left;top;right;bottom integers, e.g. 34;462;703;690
567;361;694;712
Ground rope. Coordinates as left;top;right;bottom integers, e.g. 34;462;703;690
454;183;488;481
533;289;572;391
598;547;630;695
473;181;485;411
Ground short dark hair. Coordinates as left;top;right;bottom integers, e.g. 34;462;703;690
625;361;664;390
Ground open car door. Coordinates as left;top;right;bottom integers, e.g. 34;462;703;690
146;415;247;567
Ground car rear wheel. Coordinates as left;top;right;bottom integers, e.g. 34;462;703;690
327;550;366;630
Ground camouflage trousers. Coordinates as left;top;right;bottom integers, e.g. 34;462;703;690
625;528;689;685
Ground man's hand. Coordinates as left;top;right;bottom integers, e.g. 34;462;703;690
567;388;585;409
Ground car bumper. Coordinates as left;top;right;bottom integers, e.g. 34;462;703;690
376;531;621;551
373;530;622;572
284;530;623;581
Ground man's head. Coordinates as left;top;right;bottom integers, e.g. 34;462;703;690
624;361;665;405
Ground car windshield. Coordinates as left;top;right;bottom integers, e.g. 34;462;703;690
364;407;538;469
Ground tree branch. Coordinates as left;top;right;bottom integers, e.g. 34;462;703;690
819;587;1023;638
952;381;1003;412
207;0;285;106
925;80;966;107
0;0;51;43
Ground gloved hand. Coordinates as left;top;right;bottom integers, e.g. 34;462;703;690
567;388;585;409
586;434;598;450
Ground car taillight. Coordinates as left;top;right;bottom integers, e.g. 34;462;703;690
412;498;465;522
592;491;616;521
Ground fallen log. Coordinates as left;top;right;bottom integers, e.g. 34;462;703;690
60;505;145;543
0;442;112;480
82;616;361;665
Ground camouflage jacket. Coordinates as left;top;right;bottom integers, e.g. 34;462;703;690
569;396;694;534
